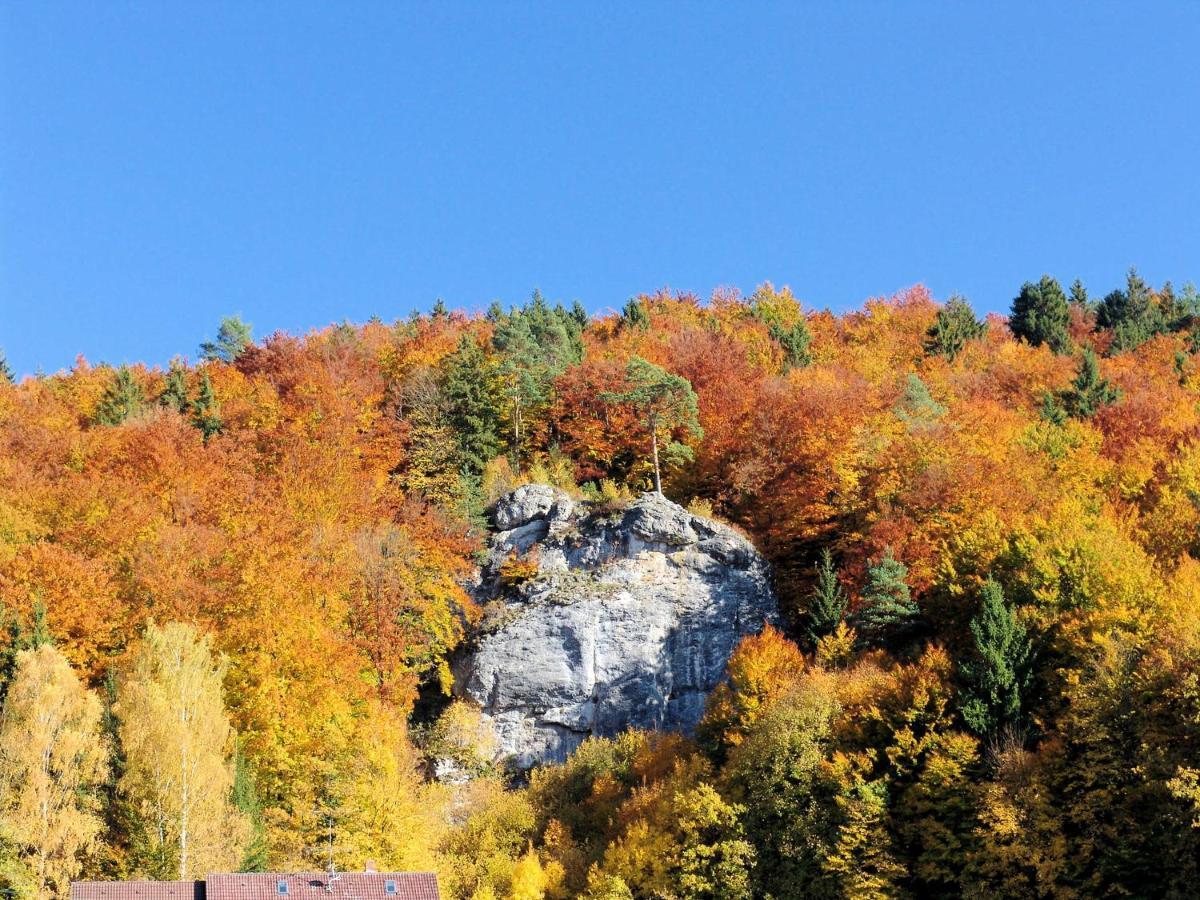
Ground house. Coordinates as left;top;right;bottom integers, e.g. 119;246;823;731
72;872;439;900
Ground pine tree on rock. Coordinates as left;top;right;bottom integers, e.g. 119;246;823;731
1060;349;1120;419
924;294;987;361
959;579;1034;736
601;357;702;495
805;549;848;647
852;548;921;649
95;366;146;426
1009;276;1071;353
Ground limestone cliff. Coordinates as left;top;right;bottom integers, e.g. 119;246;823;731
453;484;778;769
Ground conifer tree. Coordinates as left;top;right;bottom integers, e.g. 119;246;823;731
1009;276;1071;353
769;321;813;371
924;295;986;360
199;316;252;364
95;366;146;426
0;350;13;384
894;374;946;432
1060;349;1119;419
159;365;190;413
959;579;1034;736
620;298;650;332
852;548;921;649
191;373;222;439
1098;268;1165;352
804;549;847;647
441;335;501;476
431;298;448;319
601;357;702;495
1068;279;1091;310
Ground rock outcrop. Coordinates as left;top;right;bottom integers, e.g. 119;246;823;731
454;484;778;769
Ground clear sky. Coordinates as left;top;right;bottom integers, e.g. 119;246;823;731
2;3;1198;376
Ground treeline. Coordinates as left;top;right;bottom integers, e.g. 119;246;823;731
2;269;1200;897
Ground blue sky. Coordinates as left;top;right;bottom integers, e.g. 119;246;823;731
2;3;1198;377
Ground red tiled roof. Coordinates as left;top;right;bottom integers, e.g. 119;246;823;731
72;882;204;900
206;874;439;900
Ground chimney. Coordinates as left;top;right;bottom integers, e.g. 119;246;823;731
364;860;376;873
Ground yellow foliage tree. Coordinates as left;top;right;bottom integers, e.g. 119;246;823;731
0;645;107;900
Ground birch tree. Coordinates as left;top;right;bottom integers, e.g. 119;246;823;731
116;622;248;878
0;645;107;899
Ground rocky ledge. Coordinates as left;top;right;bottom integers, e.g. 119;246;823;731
453;484;778;769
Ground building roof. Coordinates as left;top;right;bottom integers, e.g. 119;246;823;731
206;874;439;900
72;882;205;900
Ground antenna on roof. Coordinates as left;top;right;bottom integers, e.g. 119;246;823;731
325;817;341;892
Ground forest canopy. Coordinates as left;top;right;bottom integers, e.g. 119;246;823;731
3;270;1200;898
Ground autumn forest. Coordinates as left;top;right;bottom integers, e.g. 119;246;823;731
3;272;1200;899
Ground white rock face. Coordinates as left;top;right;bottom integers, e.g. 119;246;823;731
454;487;778;769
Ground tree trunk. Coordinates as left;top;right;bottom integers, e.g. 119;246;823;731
650;416;662;495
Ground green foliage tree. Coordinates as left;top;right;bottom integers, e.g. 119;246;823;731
804;549;847;647
1099;268;1165;352
620;298;649;332
852;548;921;649
601;357;702;495
191;373;222;439
199;316;252;364
959;579;1034;735
231;744;267;872
1068;279;1091;311
492;292;584;471
95;366;146;426
1010;276;1071;353
769;321;812;371
895;373;946;432
159;365;189;413
924;294;987;360
1060;349;1119;419
441;335;502;477
0;350;13;384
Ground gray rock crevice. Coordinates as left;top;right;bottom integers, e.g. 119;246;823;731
453;484;778;769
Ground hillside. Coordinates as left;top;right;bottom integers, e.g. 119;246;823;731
3;273;1200;897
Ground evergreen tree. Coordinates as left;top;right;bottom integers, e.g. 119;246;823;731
199;316;252;364
492;296;582;472
1037;391;1068;426
1060;349;1119;419
804;549;848;647
441;335;501;476
160;365;190;413
231;743;267;872
959;579;1034;736
601;357;702;495
431;298;448;320
95;366;146;426
769;321;813;371
894;373;946;432
0;350;13;384
0;601;21;706
1068;279;1091;311
569;300;590;331
1098;268;1165;353
620;298;650;332
1009;276;1071;353
191;373;222;439
852;548;921;649
27;601;52;650
924;294;987;360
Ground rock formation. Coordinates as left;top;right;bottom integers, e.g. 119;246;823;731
453;484;778;769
